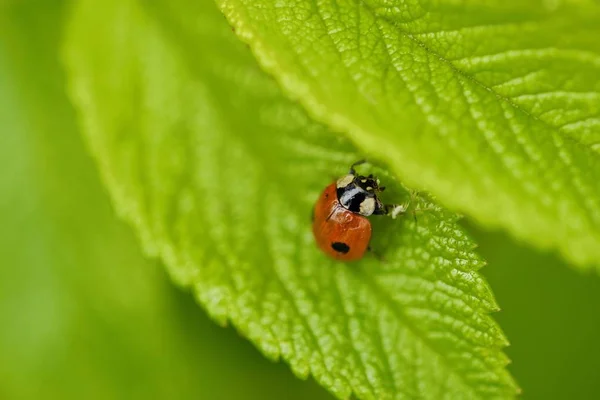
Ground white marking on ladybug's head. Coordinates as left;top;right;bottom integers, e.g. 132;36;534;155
359;197;376;216
336;174;354;189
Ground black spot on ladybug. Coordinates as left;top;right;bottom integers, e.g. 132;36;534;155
331;242;350;254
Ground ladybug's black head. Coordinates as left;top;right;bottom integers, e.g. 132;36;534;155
356;173;385;193
335;173;384;216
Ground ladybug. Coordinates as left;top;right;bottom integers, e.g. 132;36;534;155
312;160;405;261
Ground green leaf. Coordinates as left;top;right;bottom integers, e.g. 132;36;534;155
63;0;517;398
217;0;600;269
0;2;331;399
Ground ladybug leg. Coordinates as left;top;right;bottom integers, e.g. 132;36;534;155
384;203;407;219
349;159;367;175
373;202;405;218
378;190;422;220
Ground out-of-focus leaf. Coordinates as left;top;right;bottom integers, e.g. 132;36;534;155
0;2;331;399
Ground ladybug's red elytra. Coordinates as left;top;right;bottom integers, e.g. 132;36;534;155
312;160;405;261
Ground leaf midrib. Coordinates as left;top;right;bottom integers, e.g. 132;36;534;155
381;12;582;138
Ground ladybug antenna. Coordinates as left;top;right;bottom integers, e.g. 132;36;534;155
349;159;367;175
379;186;386;192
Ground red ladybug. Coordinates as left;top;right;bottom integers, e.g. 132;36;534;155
312;161;404;261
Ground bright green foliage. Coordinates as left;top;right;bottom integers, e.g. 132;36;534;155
0;3;330;399
64;0;517;398
218;0;600;269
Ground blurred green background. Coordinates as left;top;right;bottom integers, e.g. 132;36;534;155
2;1;600;399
